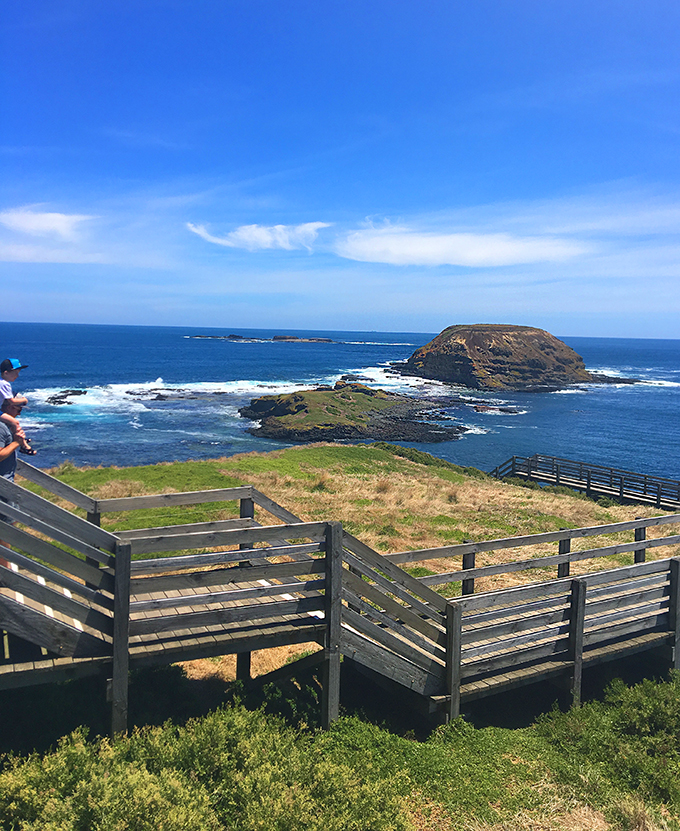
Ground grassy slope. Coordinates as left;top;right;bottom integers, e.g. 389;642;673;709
8;443;680;830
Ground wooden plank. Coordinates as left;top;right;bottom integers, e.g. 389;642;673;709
461;606;570;645
0;522;115;591
583;631;671;665
583;613;669;647
463;594;568;627
118;517;253;540
587;573;668;600
458;579;570;613
0;501;115;567
131;579;325;613
585;597;669;630
419;534;680;587
131;558;325;594
341;627;442;696
16;459;97;511
586;585;669;618
130;621;326;668
111;542;131;736
342;531;447;612
343;606;445;675
0;594;109;658
583;558;671;587
322;522;342;729
387;514;680;566
463;621;571;662
97;486;253;512
0;565;114;636
342;568;446;647
130;542;323;574
129;595;325;636
0;475;118;553
129;521;328;555
251;488;305;524
0;655;111;690
343;549;445;625
420;552;567;586
0;545;113;610
342;586;447;660
446;602;462;721
461;638;570;679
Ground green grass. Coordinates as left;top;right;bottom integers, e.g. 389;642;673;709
3;674;680;830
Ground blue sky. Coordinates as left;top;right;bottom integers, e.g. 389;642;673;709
2;1;680;336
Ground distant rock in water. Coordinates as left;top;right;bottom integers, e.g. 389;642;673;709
395;324;624;391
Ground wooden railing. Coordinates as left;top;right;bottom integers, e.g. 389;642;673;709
2;460;679;732
384;514;680;594
491;454;680;509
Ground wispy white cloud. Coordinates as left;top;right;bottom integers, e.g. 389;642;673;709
334;226;588;266
0;207;94;240
186;221;330;251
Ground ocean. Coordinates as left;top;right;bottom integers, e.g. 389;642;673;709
2;321;679;480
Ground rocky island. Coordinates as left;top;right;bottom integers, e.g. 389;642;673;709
238;381;467;443
394;323;634;391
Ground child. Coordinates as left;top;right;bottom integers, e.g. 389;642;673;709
0;359;35;455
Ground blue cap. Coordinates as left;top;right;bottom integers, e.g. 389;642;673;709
0;359;28;373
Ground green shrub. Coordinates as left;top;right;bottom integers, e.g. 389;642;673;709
536;672;680;806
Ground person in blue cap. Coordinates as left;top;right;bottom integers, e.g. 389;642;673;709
0;359;35;455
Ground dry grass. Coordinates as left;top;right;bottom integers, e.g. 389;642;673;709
465;804;610;831
90;479;177;500
223;448;679;592
179;642;321;682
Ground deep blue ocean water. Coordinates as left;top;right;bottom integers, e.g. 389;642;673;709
1;321;679;480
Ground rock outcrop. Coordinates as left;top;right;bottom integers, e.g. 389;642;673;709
396;324;596;391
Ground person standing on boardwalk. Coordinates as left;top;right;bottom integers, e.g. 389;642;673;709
0;358;35;455
0;398;21;567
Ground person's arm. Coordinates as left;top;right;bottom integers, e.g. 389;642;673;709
8;394;28;407
0;440;19;461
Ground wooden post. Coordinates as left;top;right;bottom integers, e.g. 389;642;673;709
634;523;647;564
557;533;570;578
85;507;101;590
461;549;475;595
321;521;342;729
568;578;587;707
111;541;131;736
236;496;255;683
619;476;625;499
556;464;561;486
656;483;662;509
669;558;680;671
586;470;592;498
445;601;462;721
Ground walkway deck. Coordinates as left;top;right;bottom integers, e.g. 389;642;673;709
491;454;680;511
0;460;678;732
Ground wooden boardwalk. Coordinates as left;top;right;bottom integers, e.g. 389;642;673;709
491;454;680;510
0;459;678;733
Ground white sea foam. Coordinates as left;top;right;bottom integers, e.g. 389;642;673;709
460;425;488;435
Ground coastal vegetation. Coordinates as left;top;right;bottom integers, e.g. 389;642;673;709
4;443;679;830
